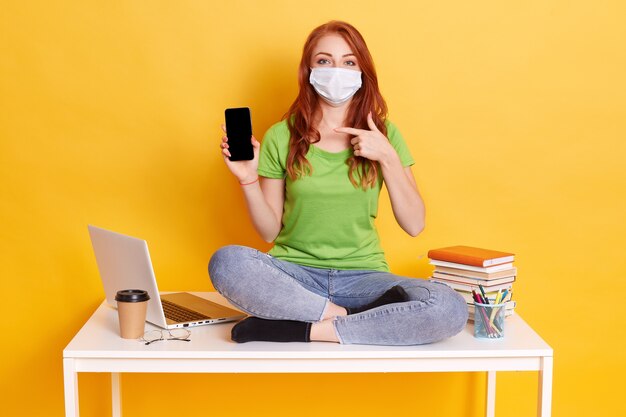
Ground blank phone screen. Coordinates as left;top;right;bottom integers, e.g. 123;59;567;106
225;107;253;161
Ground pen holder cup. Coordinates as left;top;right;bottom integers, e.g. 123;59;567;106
474;302;506;339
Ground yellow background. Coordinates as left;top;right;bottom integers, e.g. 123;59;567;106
2;1;625;416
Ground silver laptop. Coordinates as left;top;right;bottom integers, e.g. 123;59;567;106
88;225;245;329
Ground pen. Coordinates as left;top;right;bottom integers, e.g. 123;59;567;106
471;291;486;330
473;290;496;337
479;285;489;304
489;305;501;329
473;289;485;304
476;301;493;337
490;290;503;324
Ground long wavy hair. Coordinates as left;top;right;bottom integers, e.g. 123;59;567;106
284;21;388;189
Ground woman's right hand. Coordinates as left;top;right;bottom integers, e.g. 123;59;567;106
219;124;261;183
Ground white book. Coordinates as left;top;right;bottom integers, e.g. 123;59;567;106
432;279;513;294
429;259;514;273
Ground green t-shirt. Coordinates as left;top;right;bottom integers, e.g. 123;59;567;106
257;119;414;271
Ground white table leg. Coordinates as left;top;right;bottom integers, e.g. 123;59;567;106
537;356;553;417
112;373;122;417
63;358;79;417
486;371;496;417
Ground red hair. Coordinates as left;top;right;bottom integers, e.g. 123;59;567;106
284;21;388;189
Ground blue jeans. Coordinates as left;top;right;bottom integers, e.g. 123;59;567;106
208;245;468;345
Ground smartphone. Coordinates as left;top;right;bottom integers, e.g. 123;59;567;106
224;107;253;161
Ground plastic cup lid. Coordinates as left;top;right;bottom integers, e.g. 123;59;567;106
115;289;150;302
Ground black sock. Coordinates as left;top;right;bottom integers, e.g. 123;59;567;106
346;285;410;315
231;317;312;343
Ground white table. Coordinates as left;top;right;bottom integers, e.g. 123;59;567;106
63;292;553;417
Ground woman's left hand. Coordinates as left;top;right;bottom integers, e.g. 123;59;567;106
334;112;397;163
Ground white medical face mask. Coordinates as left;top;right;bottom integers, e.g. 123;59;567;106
309;67;362;105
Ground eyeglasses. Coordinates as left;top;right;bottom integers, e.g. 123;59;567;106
140;329;191;345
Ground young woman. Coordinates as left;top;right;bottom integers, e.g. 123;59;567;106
209;21;467;345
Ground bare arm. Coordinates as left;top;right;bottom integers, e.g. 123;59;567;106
239;177;284;242
219;126;284;242
379;158;425;237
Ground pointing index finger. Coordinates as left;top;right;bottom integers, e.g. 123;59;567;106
334;127;368;136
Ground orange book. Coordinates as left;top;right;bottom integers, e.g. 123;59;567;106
428;245;515;267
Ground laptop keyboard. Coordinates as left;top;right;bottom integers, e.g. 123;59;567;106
161;299;210;323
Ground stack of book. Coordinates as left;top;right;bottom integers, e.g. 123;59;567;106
427;245;517;321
